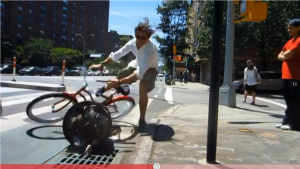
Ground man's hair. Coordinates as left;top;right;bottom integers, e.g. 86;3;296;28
135;19;154;37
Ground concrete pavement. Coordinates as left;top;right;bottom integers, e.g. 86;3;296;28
0;80;66;92
122;82;300;164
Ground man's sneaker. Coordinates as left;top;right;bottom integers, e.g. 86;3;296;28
275;124;283;128
281;125;291;130
251;102;255;105
137;119;147;132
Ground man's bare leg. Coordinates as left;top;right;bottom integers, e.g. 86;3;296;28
139;83;148;121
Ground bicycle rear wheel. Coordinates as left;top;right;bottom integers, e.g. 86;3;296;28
26;93;77;123
105;97;135;120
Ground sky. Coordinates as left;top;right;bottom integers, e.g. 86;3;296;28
108;0;164;49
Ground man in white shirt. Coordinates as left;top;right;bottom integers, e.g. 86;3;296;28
90;21;158;131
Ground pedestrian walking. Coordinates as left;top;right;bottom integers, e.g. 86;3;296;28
276;18;300;131
242;60;261;105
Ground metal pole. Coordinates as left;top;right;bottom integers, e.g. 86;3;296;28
83;41;85;66
12;57;16;82
61;60;65;86
206;1;223;163
219;0;236;107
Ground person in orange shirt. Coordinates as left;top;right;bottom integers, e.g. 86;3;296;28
277;18;300;131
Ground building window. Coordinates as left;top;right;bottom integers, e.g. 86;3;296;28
72;16;75;22
18;6;23;12
28;27;33;32
62;28;66;34
41;5;46;11
29;18;33;23
61;21;67;26
1;12;4;18
53;34;56;38
1;22;4;27
40;30;45;35
72;45;75;49
54;26;56;30
17;34;22;38
54;19;56;23
54;4;57;8
1;2;4;9
29;1;34;5
73;9;76;14
71;38;75;42
18;15;23;21
62;14;67;19
54;11;56;16
72;24;75;29
29;9;33;14
61;43;66;47
17;24;22;29
40;14;45;19
62;7;68;12
40;22;45;27
63;0;68;5
73;3;76;7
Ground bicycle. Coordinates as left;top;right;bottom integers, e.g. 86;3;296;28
26;69;135;123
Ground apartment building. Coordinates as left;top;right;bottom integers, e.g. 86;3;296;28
1;0;109;55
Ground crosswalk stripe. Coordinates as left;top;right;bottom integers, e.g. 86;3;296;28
0;87;31;94
1;92;53;106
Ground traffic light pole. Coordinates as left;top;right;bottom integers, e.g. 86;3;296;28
172;43;176;85
219;0;236;107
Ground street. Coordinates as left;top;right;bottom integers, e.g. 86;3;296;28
0;75;286;164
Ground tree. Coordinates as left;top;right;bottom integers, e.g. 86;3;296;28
50;47;82;67
23;38;54;67
155;0;190;73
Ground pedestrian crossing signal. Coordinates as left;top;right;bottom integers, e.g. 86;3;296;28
235;0;268;23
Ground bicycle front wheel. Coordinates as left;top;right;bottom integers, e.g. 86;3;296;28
105;97;135;120
26;93;77;123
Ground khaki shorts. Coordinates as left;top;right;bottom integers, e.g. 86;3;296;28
117;67;158;93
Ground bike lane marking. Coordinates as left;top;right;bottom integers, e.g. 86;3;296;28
255;97;286;108
164;87;174;104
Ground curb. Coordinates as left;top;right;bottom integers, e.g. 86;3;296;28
0;81;66;92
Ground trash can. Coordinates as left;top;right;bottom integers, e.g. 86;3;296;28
165;74;171;85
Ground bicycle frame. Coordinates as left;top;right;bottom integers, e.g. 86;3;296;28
51;69;132;113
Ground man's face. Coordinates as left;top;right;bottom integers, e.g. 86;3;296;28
135;31;150;48
288;25;300;37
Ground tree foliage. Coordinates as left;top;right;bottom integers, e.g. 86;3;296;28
155;0;190;72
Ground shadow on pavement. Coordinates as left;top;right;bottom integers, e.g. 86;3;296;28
253;104;269;108
140;124;176;142
228;121;272;125
26;125;65;140
110;120;138;144
235;106;284;119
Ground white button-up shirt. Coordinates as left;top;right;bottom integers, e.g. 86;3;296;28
108;38;158;80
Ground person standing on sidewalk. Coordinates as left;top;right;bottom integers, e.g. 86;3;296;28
242;60;261;105
90;19;158;131
276;18;300;131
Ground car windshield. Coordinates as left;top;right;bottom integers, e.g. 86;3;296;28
45;66;53;70
1;64;9;68
70;67;79;70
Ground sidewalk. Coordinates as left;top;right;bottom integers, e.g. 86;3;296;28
123;82;300;164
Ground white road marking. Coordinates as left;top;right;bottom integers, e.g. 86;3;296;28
256;97;286;108
0;87;31;94
2;92;53;106
154;95;158;98
164;87;174;104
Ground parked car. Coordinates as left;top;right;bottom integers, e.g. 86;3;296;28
69;66;87;76
86;69;96;76
233;71;282;92
0;64;22;74
42;66;62;76
19;66;43;76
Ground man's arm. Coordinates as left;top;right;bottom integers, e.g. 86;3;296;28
277;50;295;61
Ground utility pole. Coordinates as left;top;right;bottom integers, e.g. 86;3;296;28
76;33;94;66
206;1;223;163
219;0;236;107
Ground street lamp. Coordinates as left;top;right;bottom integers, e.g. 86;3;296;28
76;33;94;66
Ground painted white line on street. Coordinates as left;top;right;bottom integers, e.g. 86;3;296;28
0;96;93;133
164;87;174;104
256;97;286;108
2;92;53;107
154;95;158;98
0;87;31;94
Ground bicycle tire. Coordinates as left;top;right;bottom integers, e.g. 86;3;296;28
62;101;112;149
26;93;78;123
105;96;135;120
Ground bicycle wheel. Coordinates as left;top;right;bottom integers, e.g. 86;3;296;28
26;93;77;123
63;101;112;149
105;97;135;120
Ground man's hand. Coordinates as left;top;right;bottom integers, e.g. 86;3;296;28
89;64;102;69
105;79;121;91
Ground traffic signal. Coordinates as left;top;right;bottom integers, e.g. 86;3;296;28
173;55;182;62
235;0;268;23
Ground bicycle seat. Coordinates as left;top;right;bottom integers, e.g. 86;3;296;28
95;84;130;97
